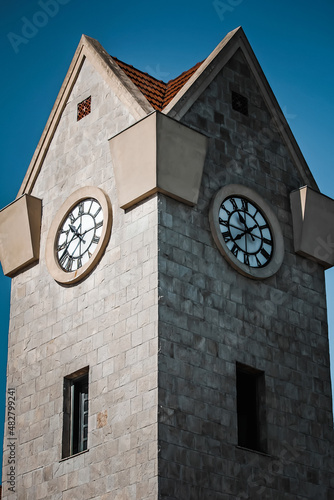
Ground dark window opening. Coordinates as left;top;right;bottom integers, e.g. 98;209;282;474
236;363;266;453
62;367;89;458
77;96;91;121
232;91;248;116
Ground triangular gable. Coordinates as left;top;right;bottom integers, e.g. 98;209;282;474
18;34;155;197
18;27;317;197
162;27;318;189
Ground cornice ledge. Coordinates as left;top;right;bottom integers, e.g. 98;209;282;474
109;112;208;209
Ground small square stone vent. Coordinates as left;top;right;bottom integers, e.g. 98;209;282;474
77;96;91;121
232;91;248;116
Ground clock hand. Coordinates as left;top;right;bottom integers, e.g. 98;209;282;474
71;225;98;257
71;237;83;258
244;224;257;241
69;223;86;244
82;226;95;234
59;232;77;262
233;223;257;243
80;226;97;240
238;212;247;226
234;231;246;241
59;223;83;262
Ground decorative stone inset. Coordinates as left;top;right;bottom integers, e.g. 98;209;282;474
109;111;208;209
0;194;42;276
290;185;334;268
77;96;91;121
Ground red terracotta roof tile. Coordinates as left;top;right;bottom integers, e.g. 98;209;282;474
163;61;203;108
112;56;203;111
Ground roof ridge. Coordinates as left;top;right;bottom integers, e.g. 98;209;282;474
111;55;203;111
111;55;168;85
166;60;204;86
163;60;203;108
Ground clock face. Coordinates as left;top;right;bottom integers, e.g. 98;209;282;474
46;187;112;284
218;195;273;268
209;184;284;279
56;198;104;272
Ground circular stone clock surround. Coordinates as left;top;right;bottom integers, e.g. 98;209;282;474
209;184;284;279
45;186;112;284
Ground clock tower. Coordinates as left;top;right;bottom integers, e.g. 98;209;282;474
0;27;333;498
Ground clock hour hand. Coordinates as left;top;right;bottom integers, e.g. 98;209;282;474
233;222;257;243
234;231;245;241
69;224;86;244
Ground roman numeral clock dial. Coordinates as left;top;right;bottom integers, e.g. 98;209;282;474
56;199;103;273
219;196;273;267
46;187;112;284
209;185;284;279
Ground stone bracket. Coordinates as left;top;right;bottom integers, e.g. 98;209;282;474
108;111;208;209
0;194;42;277
290;186;334;269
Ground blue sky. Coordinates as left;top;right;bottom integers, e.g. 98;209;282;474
0;0;333;467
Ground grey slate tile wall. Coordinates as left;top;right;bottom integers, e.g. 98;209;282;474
157;49;334;498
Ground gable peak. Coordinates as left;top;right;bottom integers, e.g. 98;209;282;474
110;56;204;111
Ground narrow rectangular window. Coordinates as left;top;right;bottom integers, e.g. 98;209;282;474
231;91;248;116
62;367;89;458
236;363;266;453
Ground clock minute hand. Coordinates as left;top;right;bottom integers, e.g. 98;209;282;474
244;224;257;241
59;238;73;264
234;231;245;241
59;223;84;262
238;212;247;227
71;236;84;258
59;223;82;262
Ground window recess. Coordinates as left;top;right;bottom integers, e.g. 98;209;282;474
231;91;248;116
236;363;267;453
62;367;89;458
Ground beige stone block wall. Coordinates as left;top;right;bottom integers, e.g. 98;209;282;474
2;59;159;499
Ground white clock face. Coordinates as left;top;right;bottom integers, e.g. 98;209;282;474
57;198;104;272
45;187;112;284
218;195;273;268
210;184;284;279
